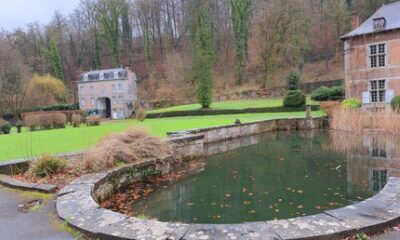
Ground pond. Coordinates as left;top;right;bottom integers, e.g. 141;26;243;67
110;131;399;224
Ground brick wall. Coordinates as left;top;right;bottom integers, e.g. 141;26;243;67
344;30;400;105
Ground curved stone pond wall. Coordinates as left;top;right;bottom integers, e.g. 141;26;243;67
57;117;400;239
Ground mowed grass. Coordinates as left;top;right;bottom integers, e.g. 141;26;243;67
148;97;318;113
0;110;325;162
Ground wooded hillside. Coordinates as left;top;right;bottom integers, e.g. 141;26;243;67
0;0;397;113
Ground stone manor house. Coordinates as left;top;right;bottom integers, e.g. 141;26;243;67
78;68;137;119
342;2;400;109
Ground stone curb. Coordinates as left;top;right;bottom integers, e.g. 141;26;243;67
0;175;57;193
57;162;400;240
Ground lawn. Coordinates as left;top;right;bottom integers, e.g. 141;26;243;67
148;97;318;113
0;110;325;162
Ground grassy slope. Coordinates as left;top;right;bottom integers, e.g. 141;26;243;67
0;111;325;161
148;97;318;113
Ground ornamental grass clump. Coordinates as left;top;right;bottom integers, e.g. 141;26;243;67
86;115;100;126
134;108;147;121
29;155;67;178
71;114;81;128
331;107;400;132
80;128;171;172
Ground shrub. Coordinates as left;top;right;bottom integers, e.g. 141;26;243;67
71;114;82;128
330;86;345;100
390;96;400;110
311;86;332;101
135;108;147;121
80;128;171;172
38;114;53;130
1;122;12;134
29;155;66;178
341;98;362;109
86;115;100;126
311;86;345;101
283;90;306;108
287;70;300;90
16;120;23;133
0;119;11;134
24;115;40;131
51;113;67;129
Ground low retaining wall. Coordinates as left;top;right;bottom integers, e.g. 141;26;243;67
168;117;328;144
57;160;400;240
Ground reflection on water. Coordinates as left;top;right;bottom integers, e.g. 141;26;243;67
130;131;400;224
329;132;400;193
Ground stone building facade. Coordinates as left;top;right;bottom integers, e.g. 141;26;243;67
342;2;400;109
77;68;137;119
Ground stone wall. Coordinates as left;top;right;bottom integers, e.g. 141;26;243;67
168;117;328;145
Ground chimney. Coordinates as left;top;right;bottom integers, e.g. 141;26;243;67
351;13;360;30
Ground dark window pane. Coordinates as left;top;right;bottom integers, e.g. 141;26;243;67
370;56;377;67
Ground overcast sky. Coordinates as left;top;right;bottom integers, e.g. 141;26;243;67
0;0;80;31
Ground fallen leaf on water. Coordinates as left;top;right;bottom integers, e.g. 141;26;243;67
297;190;303;194
314;205;321;209
187;202;194;206
297;205;303;209
248;210;256;214
225;193;231;198
243;201;251;205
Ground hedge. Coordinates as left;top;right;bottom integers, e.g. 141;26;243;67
146;105;320;119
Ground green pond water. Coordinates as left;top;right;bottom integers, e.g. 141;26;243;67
131;131;392;224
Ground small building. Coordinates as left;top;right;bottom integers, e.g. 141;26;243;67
341;2;400;109
78;68;137;119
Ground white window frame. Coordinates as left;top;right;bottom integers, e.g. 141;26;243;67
99;73;104;80
114;71;119;79
80;98;85;106
90;86;94;94
79;86;84;95
84;74;89;81
118;83;123;91
90;97;95;106
369;79;386;103
368;42;387;68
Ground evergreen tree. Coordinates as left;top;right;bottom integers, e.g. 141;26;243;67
191;1;214;109
46;34;64;82
230;0;252;85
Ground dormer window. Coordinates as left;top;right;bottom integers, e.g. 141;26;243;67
373;17;386;31
99;73;104;80
84;74;88;81
113;71;119;79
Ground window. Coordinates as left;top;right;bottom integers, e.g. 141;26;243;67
80;98;85;106
90;86;94;94
99;73;104;80
90;97;95;106
112;84;116;91
79;86;84;95
113;71;119;79
112;96;117;105
370;80;386;103
118;83;123;91
369;43;386;68
118;96;123;104
83;74;88;81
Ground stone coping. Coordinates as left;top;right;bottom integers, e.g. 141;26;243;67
167;116;327;136
0;175;57;193
57;159;400;240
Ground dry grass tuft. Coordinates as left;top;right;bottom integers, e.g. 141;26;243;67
134;108;147;121
320;101;340;118
79;128;171;172
331;107;400;133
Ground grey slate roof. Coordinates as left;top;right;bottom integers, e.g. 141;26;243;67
341;1;400;40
